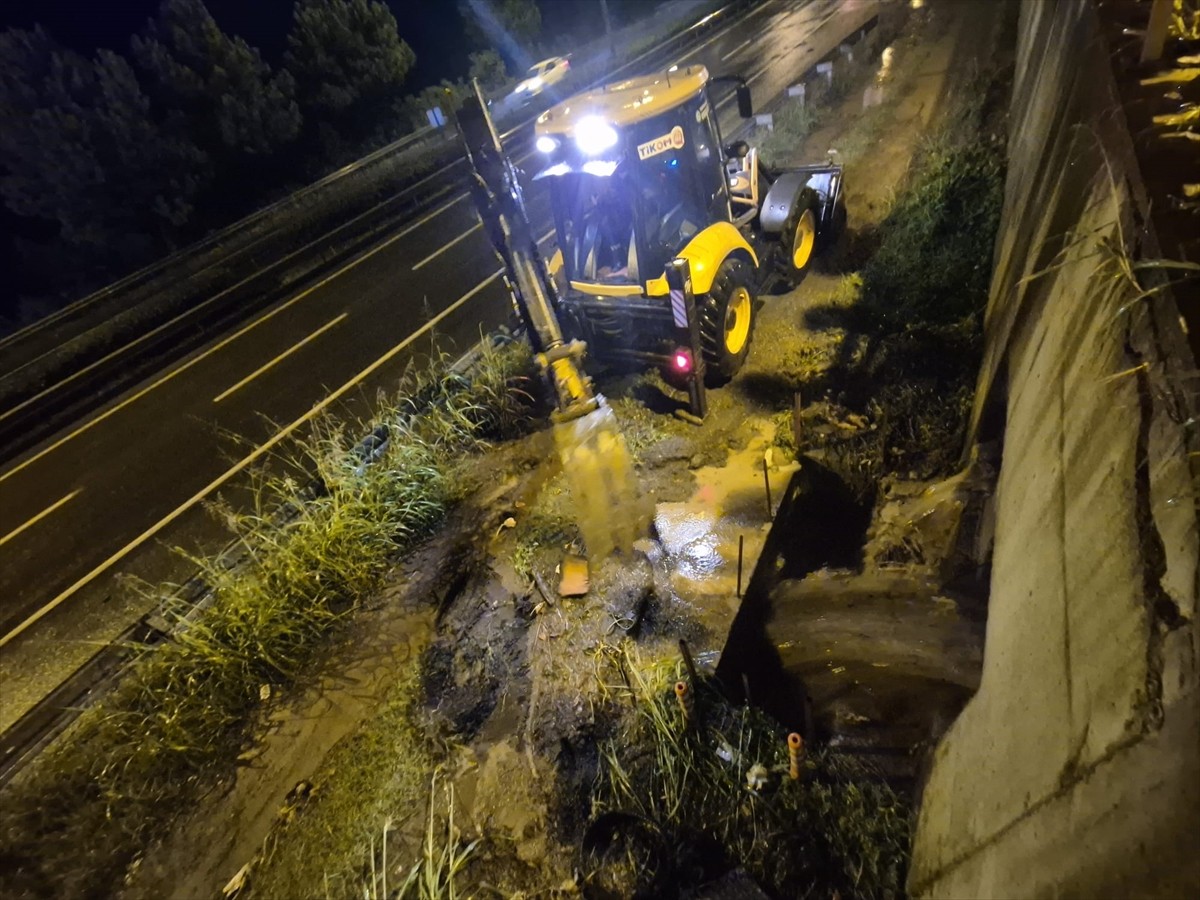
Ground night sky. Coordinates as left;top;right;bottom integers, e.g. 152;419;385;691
0;0;633;90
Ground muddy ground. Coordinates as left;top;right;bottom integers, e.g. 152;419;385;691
119;4;1010;897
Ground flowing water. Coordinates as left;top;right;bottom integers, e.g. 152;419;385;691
552;403;650;562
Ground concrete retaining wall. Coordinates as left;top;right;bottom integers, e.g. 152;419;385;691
910;2;1200;897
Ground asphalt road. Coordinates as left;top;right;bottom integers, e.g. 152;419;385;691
0;0;880;729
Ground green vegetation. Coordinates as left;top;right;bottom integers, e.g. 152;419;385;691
0;0;420;318
774;77;1006;496
590;644;911;898
0;341;536;900
249;660;438;898
758;13;900;167
846;93;1005;480
511;505;576;581
389;777;477;900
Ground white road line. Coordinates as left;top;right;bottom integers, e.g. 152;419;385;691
716;1;843;106
0;208;460;489
721;37;754;62
393;192;468;241
213;313;348;403
0;268;507;649
412;221;483;270
0;490;82;549
681;0;777;62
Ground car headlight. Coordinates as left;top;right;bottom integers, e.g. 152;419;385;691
575;116;618;155
536;135;559;154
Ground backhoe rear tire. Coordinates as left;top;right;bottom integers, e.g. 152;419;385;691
698;257;756;386
779;188;820;288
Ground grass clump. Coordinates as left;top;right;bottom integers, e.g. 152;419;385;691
0;340;537;899
249;658;436;898
511;507;577;581
589;645;910;898
794;81;1006;489
851;106;1005;479
360;776;477;900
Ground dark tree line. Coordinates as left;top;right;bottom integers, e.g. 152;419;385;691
0;0;541;329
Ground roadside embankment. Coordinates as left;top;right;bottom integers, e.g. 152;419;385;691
909;1;1200;896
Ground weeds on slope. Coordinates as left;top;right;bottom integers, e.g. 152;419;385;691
588;644;910;898
0;339;537;899
788;70;1007;495
249;660;440;899
849;85;1005;481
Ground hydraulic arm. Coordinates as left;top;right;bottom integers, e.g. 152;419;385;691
456;82;597;423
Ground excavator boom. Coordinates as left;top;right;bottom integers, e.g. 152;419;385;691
455;81;648;562
456;82;596;423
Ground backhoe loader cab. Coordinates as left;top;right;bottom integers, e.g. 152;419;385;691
533;65;844;383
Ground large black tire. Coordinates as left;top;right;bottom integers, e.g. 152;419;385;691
698;257;756;386
779;188;821;288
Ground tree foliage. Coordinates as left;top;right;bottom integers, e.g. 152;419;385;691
0;27;204;277
285;0;415;163
132;0;300;158
468;49;509;91
459;0;542;60
0;0;506;317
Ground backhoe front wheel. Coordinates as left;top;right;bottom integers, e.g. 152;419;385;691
698;257;756;385
780;188;820;287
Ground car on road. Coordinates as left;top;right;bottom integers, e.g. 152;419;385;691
511;56;571;105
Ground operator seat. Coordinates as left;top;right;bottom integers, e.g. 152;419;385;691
726;143;760;226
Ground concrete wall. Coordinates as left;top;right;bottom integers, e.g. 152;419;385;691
910;2;1200;897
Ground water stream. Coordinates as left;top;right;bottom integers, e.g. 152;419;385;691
553;403;651;561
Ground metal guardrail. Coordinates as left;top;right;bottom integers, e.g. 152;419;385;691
0;0;764;786
0;329;516;789
0;0;757;466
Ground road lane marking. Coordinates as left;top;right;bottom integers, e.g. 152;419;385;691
0;268;511;649
213;313;348;403
679;0;777;62
721;37;754;61
0;208;476;489
412;221;483;270
0;490;81;549
393;192;469;240
0;0;790;487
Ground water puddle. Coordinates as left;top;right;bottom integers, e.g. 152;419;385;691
652;422;798;634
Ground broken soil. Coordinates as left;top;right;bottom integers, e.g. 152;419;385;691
115;4;1009;897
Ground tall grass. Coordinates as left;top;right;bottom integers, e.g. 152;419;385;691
590;645;910;898
0;340;536;899
788;71;1007;490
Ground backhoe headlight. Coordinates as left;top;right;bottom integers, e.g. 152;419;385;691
536;135;559;154
575;116;618;155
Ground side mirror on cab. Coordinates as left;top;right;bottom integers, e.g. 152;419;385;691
737;84;753;119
